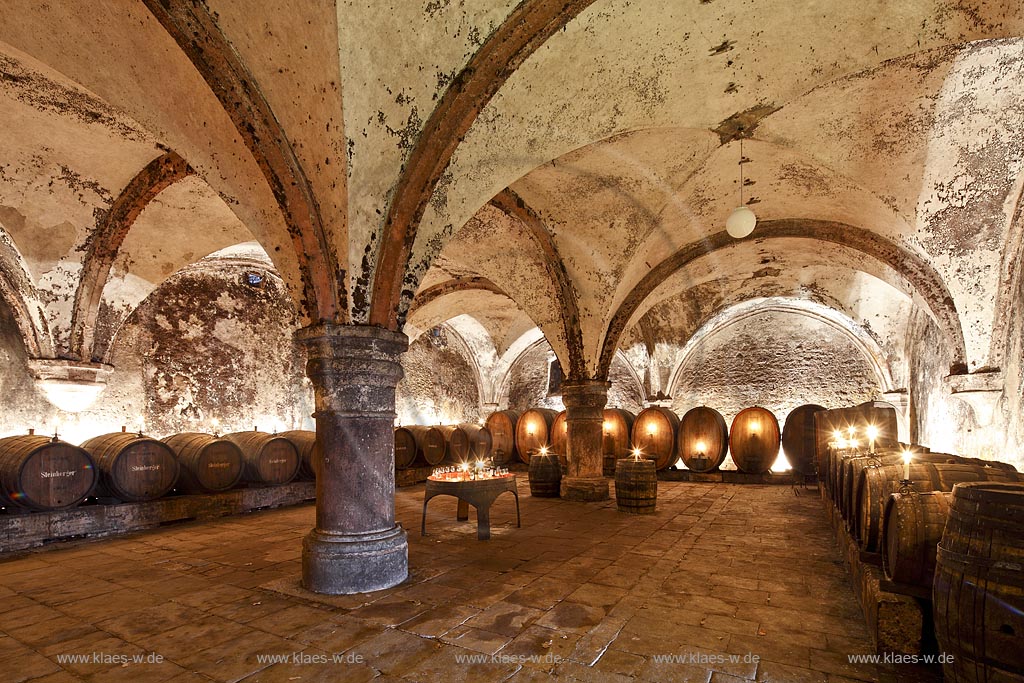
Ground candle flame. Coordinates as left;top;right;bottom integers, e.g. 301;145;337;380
866;425;878;441
902;450;912;465
847;425;856;438
695;440;706;454
539;446;548;456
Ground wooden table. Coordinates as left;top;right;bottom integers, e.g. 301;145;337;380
421;474;520;540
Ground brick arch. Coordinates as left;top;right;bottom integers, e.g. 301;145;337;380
68;152;193;361
599;219;966;377
142;0;342;322
0;233;52;358
489;189;586;379
366;0;599;328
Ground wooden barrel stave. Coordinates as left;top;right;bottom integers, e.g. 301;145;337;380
279;430;317;479
856;462;1021;552
933;482;1024;682
781;404;826;475
528;453;562;497
631;407;679;470
515;408;558;463
80;432;180;502
549;411;568;456
602;409;635;476
163;433;245;493
224;432;301;486
615;458;657;514
678;406;728;473
881;490;952;588
448;423;493;463
729;407;781;474
0;435;97;511
485;410;519;465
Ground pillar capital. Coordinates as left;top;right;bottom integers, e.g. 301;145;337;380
560;379;611;410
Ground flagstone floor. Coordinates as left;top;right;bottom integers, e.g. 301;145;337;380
0;481;939;682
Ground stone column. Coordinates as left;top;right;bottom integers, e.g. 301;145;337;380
560;379;610;502
296;323;408;594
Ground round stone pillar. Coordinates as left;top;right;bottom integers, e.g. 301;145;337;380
560;379;611;502
295;323;408;594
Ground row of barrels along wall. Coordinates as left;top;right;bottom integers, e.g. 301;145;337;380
0;429;318;513
495;404;830;475
815;402;1024;681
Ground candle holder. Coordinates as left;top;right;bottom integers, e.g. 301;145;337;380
897;479;913;495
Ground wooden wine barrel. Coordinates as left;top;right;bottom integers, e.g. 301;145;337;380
841;450;959;524
224;431;300;486
433;426;459;463
631;407;679;470
485;410;519;465
814;406;859;492
163;433;244;493
602;408;635;476
399;425;447;466
934;482;1024;683
448;424;493;462
392;427;420;469
729;407;781;474
615;458;657;514
279;430;318;479
881;490;953;588
855;462;1021;552
515;408;558;463
528;453;562;497
781;404;826;475
549;411;568;456
678;406;728;473
814;403;900;488
80;432;180;502
0;435;97;511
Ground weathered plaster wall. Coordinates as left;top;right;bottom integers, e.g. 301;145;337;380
0;255;313;443
396;326;481;426
105;257;312;437
1000;261;1024;468
670;310;881;430
505;339;644;413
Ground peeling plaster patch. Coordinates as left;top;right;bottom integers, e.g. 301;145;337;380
396;330;479;425
0;52;150;142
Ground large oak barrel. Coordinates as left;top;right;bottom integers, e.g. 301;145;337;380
224;431;300;486
0;435;97;511
631;407;679;470
80;432;179;502
485;410;518;465
549;411;568;456
602;409;635;476
163;433;244;493
782;404;826;475
934;482;1024;683
399;425;447;466
855;462;1021;552
881;490;952;588
516;408;558;463
448;424;493;462
729;407;781;474
528;453;562;497
678;406;728;473
393;427;421;469
615;458;657;514
814;403;900;488
279;430;317;479
841;449;958;524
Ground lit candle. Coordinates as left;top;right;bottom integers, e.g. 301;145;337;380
695;440;706;457
647;423;657;435
539;446;548;456
902;450;912;480
632;446;643;462
866;425;878;453
603;420;611;434
847;426;856;440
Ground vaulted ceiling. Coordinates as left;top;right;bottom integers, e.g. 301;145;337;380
0;0;1021;391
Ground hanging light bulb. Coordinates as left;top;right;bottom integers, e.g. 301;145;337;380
726;135;757;239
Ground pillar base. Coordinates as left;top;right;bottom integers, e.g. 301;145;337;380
301;525;408;594
560;476;609;502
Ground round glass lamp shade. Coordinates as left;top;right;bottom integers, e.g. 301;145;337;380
726;205;757;238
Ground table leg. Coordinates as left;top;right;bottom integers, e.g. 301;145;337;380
457;499;469;521
512;491;521;528
421;496;430;536
476;506;491;540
